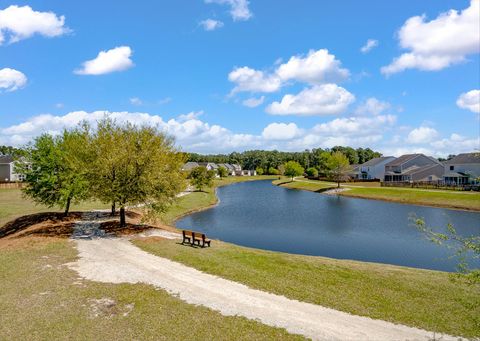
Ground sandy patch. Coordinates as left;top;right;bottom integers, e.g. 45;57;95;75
323;188;351;195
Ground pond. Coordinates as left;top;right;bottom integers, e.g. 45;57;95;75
176;180;480;272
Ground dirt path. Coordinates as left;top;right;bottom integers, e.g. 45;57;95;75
67;222;457;340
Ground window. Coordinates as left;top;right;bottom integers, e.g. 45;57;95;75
449;166;454;170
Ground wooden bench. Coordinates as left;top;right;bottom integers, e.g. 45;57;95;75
182;230;211;248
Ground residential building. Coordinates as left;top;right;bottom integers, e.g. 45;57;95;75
443;153;480;184
182;162;199;171
384;154;444;182
0;155;25;182
218;163;235;176
359;156;396;180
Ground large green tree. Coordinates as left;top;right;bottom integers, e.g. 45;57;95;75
283;161;304;181
189;166;215;192
88;119;186;227
20;128;90;215
327;151;351;188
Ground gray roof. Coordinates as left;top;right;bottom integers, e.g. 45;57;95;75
361;156;395;167
444;153;480;165
182;162;199;170
385;154;421;167
0;155;14;164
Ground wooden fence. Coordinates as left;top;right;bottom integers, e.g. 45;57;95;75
0;182;25;189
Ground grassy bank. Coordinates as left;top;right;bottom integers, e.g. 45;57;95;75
134;237;479;338
0;238;302;340
0;188;108;228
274;178;480;211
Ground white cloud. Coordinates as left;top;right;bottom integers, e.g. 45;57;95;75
275;49;350;84
407;126;439;144
200;19;224;31
2;110;475;157
0;68;27;92
266;84;355;116
242;96;265;108
382;0;480;75
129;97;143;105
228;49;349;94
0;5;69;45
456;89;480;113
354;97;391;116
159;97;172;105
262;123;301;140
205;0;252;21
75;46;134;75
228;67;282;93
360;39;378;53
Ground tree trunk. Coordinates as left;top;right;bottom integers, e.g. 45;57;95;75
337;180;340;188
64;197;71;217
120;207;126;227
111;202;116;216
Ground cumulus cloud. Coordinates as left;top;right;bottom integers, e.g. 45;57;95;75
0;68;27;92
266;84;355;116
74;46;134;75
228;49;349;94
354;97;391;116
407;126;439;144
0;5;69;45
360;39;378;53
456;89;480;113
228;67;282;93
382;0;480;75
2;110;474;157
242;96;265;108
199;19;224;31
262;123;301;140
0;110;398;153
275;49;350;84
205;0;252;21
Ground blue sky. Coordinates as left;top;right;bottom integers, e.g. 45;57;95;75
0;0;479;156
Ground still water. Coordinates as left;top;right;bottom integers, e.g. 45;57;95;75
176;180;479;271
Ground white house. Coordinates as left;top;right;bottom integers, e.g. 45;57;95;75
443;153;480;184
0;155;25;182
359;156;396;180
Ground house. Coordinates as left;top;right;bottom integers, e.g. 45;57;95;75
198;162;219;172
0;155;25;182
240;169;257;176
443;153;480;184
347;164;361;180
384;154;444;182
218;163;235;176
359;156;396;180
182;162;199;171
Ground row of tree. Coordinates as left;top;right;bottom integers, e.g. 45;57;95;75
188;146;381;173
18;119;186;226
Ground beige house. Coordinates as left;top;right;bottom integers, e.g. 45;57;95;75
444;153;480;184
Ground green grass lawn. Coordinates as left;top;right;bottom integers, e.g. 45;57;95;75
0;238;302;340
134;237;480;338
340;186;480;211
0;188;108;228
275;178;480;211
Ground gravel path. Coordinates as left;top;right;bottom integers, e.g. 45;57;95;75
67;218;458;340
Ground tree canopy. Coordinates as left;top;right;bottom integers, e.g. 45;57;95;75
283;161;304;181
189;166;215;192
327;151;351;188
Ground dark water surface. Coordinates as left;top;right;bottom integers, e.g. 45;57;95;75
176;180;480;271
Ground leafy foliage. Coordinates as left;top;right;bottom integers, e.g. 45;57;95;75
188;147;381;174
283;161;304;180
326;151;351;188
189;167;215;192
412;216;480;285
256;167;264;175
217;166;228;178
306;167;318;177
19;128;90;214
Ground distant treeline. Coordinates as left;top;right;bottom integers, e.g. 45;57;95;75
0;145;26;157
188;146;382;171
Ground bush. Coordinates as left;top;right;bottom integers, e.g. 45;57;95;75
268;167;280;175
256;167;264;175
306;167;318;177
